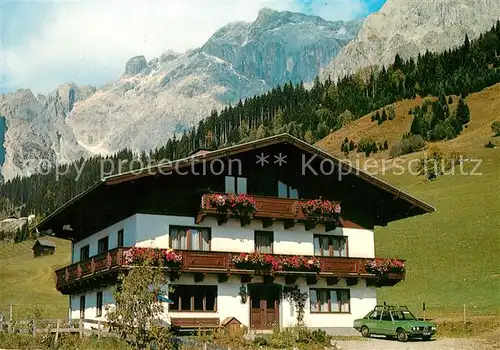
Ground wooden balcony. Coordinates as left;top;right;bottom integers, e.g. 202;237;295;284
196;193;345;230
55;248;404;294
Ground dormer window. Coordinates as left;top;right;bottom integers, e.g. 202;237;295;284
225;176;247;194
278;181;298;199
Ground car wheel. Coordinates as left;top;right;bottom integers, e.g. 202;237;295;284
396;328;408;342
422;335;431;341
361;326;370;338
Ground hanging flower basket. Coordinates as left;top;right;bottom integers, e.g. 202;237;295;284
301;198;341;223
365;258;405;276
207;193;257;220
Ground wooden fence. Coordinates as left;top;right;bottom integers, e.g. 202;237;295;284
0;317;117;344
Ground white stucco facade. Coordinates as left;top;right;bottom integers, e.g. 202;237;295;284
69;213;377;334
72;213;375;261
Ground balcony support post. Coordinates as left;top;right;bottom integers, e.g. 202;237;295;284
326;277;339;286
218;273;230;283
194;273;205;283
285;275;299;285
240;274;253;284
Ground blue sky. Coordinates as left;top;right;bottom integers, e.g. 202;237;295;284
1;0;386;94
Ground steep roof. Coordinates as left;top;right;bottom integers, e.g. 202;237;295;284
33;239;57;248
36;133;435;232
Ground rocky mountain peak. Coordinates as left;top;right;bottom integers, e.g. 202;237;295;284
321;0;500;81
123;55;149;76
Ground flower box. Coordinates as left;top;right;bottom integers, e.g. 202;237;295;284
124;247;183;268
365;258;405;276
207;193;257;218
231;252;321;273
301;199;341;223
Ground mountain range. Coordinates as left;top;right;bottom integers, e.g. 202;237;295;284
0;8;360;180
2;0;500;180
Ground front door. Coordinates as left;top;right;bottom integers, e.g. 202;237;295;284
250;285;279;330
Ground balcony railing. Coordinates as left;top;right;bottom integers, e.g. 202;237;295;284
196;193;341;230
55;248;404;292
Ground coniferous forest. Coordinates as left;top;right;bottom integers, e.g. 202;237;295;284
1;22;500;228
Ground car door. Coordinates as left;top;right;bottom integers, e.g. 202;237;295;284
365;310;382;334
378;310;394;335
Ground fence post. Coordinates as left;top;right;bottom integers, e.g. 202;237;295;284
32;319;36;336
8;304;12;333
79;318;83;338
55;319;60;345
463;304;466;325
98;320;101;339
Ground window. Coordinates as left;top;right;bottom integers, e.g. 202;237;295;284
170;226;211;250
254;231;273;253
368;310;381;320
309;289;350;313
96;292;103;317
79;295;86;319
225;176;247;194
277;181;298;199
313;235;347;257
117;229;124;247
170;285;217;312
97;237;109;254
381;311;392;321
80;245;90;260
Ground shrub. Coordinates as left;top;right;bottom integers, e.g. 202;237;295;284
389;135;426;157
492;121;500;136
357;137;378;157
485;141;496;148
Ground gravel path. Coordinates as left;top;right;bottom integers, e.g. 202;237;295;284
334;337;496;350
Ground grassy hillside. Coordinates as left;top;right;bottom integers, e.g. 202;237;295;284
318;83;500;317
0;238;70;319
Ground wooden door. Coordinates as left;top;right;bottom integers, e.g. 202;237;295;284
250;285;279;329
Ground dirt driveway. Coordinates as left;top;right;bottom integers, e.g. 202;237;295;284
334;337;497;350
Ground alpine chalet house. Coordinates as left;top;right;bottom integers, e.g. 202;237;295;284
37;134;434;334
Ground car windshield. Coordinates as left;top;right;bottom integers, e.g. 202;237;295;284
391;310;417;320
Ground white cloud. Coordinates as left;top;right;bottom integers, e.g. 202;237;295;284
1;0;367;93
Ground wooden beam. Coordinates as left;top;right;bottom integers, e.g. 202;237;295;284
262;218;275;228
194;273;205;283
306;275;319;285
240;274;253;283
285;275;299;285
195;213;205;224
218;273;230;283
326;277;339;286
325;222;338;232
284;219;296;230
217;215;228;226
240;216;251;227
170;271;180;282
346;277;359;286
305;221;316;231
263;275;275;284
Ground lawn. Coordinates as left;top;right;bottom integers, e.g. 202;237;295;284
375;147;500;318
0;238;71;319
